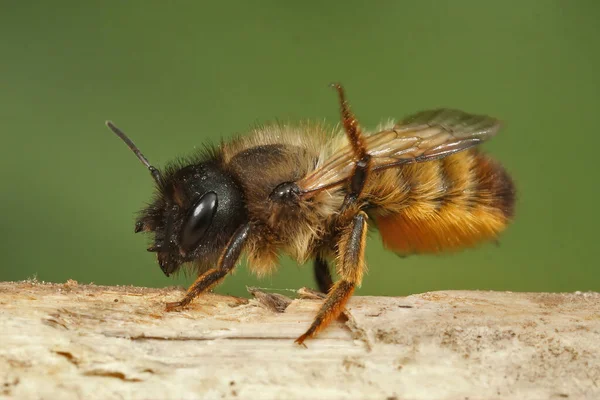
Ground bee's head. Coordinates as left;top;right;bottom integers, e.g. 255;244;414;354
106;122;247;277
137;161;246;276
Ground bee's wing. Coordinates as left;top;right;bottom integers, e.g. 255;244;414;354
298;109;502;194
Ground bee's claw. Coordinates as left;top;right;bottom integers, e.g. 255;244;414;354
294;333;310;348
165;301;184;312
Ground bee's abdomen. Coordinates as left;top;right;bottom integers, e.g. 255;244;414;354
370;150;515;254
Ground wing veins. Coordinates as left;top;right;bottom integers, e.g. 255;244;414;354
298;109;501;195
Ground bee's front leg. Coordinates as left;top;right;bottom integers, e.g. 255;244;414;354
296;211;368;345
165;224;251;311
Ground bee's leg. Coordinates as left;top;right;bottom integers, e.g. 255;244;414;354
331;83;372;209
332;83;368;161
296;212;367;345
341;155;372;211
313;255;333;294
165;224;250;311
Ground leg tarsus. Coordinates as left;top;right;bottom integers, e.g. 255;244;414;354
330;83;367;159
165;301;183;311
295;280;356;345
165;268;226;311
164;224;250;311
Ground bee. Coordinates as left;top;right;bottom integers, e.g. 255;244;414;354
106;84;515;344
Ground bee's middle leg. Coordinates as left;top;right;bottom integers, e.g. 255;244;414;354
296;211;368;345
313;255;333;294
165;224;250;311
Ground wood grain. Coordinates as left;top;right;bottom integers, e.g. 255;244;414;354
0;280;599;400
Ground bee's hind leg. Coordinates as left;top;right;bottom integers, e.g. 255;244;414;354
165;224;250;311
296;211;367;345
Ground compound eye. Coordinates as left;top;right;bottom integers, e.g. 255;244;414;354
180;191;218;251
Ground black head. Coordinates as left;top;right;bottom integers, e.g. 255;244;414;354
139;161;247;276
106;122;247;277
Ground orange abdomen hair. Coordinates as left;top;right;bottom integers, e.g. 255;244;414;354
369;150;515;254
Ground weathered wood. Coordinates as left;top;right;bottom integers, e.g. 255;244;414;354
0;280;599;400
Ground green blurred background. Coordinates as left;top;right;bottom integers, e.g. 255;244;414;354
1;1;598;296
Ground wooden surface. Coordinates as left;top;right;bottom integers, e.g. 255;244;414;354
0;280;599;400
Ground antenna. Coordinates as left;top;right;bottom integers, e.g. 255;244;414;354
105;121;163;185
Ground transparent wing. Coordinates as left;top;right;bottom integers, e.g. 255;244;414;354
298;109;502;194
